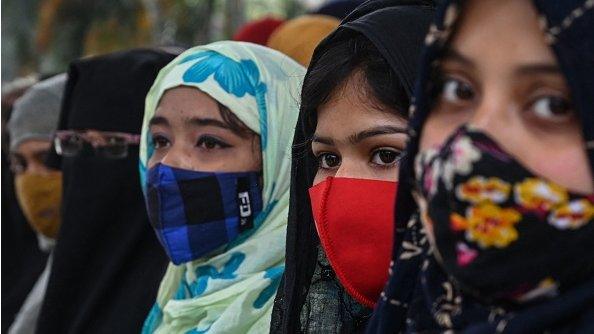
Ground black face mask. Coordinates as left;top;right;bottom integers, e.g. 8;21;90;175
415;125;594;304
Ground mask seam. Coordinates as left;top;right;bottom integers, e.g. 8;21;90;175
318;177;376;308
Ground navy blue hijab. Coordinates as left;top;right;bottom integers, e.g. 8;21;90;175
367;1;594;333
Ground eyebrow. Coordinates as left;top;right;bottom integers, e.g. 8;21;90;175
148;116;169;127
312;125;407;146
515;63;561;76
311;135;334;145
348;125;407;144
443;49;562;79
150;116;232;131
442;48;475;68
186;117;231;130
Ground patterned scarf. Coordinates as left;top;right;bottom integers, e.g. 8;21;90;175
139;41;305;333
368;1;594;333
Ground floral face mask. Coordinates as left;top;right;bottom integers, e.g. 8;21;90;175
415;125;594;304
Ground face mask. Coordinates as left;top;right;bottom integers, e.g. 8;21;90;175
145;163;263;265
309;177;397;308
14;172;63;239
415;125;594;304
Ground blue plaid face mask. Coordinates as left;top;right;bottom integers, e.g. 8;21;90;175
145;163;263;264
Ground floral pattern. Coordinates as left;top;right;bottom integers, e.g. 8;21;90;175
441;135;481;191
455;242;477;267
415;147;440;197
450;203;521;249
455;176;511;204
548;199;594;230
515;277;559;303
514;178;568;212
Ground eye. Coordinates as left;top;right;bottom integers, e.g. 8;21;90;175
317;152;341;170
371;148;403;167
530;95;573;121
151;134;171;150
440;77;475;104
196;136;231;150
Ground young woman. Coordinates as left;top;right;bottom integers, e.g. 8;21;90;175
369;0;594;332
270;1;434;332
138;42;305;333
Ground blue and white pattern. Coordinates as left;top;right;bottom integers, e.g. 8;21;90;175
139;42;305;333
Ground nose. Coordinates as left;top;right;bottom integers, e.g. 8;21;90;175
469;91;511;138
26;160;52;175
334;159;370;180
160;145;193;170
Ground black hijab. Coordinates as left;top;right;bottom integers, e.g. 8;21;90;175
36;49;177;333
367;1;594;333
271;1;434;332
311;0;366;19
1;153;49;332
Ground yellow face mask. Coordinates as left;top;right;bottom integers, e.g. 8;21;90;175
14;172;63;238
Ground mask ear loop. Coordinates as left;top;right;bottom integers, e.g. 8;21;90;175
316;177;376;308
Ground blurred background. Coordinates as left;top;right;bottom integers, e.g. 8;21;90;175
1;0;342;83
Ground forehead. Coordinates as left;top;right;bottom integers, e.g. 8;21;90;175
15;139;52;155
155;86;221;122
450;0;556;66
315;77;406;136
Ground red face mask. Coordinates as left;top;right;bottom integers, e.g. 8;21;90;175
309;177;397;308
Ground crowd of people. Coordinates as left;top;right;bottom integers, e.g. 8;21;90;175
2;0;593;333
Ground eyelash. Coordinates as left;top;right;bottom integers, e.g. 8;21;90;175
315;148;403;171
316;152;340;170
370;148;404;168
151;134;171;150
436;73;477;106
435;70;574;123
196;135;232;150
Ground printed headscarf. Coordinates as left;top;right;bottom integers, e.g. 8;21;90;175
368;1;594;333
139;41;305;333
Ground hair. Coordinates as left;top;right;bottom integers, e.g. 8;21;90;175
216;101;256;139
301;30;410;131
217;101;261;156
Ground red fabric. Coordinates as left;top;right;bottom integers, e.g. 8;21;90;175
232;17;285;45
309;177;396;308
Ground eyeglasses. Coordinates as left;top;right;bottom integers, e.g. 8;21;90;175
54;130;141;159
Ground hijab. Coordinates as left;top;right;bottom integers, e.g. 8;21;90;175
138;41;305;333
6;74;65;334
311;0;366;19
8;73;66;151
270;1;434;332
36;48;177;334
368;1;594;333
267;15;340;67
1;156;48;332
1;77;48;333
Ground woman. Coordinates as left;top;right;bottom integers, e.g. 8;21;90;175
139;41;305;333
270;1;434;332
369;0;594;332
37;49;176;333
6;73;65;334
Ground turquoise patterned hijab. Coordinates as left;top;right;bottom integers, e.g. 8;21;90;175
139;41;305;333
